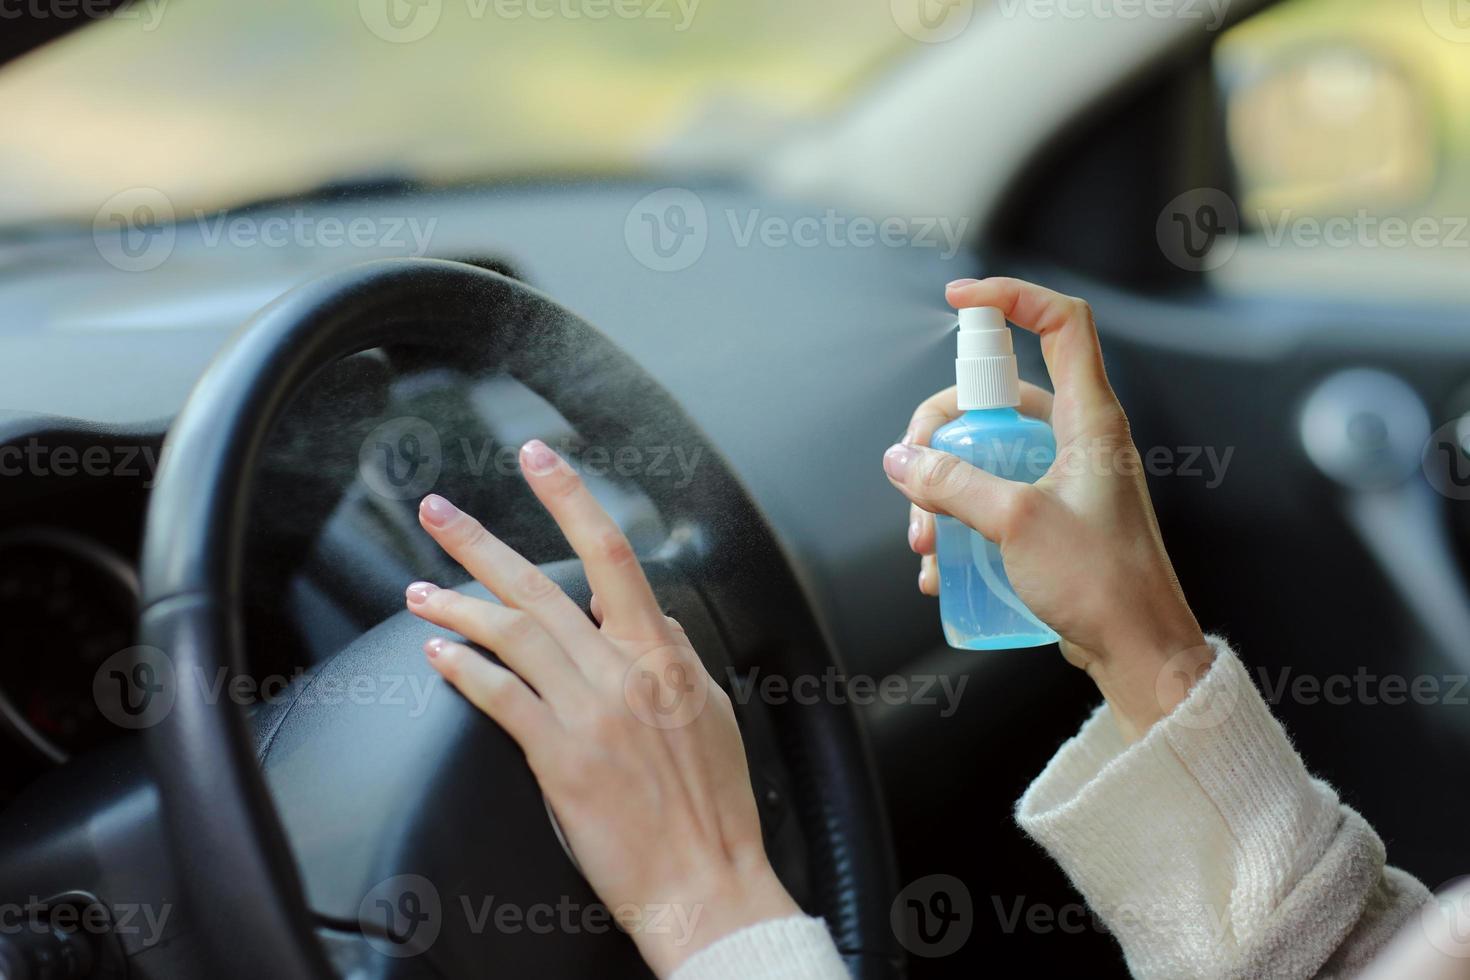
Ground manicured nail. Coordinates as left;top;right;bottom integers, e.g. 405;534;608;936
424;637;448;660
884;444;916;480
908;521;921;550
520;439;558;476
420;494;459;527
406;581;439;605
947;278;979;289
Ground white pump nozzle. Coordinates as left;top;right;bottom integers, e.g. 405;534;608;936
955;306;1020;410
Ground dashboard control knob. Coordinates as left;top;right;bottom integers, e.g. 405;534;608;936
1299;369;1430;490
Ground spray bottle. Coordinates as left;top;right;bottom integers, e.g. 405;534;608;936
931;307;1060;650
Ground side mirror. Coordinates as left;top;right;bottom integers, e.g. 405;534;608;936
1216;40;1437;222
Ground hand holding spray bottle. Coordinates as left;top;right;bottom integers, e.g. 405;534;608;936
931;307;1060;650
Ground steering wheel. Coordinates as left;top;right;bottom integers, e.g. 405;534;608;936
137;259;902;979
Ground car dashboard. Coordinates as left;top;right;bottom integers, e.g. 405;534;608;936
0;178;969;801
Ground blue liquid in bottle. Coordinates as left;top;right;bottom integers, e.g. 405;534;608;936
932;411;1060;651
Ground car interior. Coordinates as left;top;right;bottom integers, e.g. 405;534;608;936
1;0;1468;977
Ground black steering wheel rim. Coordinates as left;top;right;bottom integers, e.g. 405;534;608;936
137;258;902;978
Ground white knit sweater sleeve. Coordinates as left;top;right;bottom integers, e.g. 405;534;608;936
1015;636;1432;979
667;915;848;980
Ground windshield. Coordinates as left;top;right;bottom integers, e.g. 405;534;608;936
0;0;917;226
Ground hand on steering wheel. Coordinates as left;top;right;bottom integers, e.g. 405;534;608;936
403;439;800;977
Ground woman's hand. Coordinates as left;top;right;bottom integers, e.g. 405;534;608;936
883;276;1213;741
403;439;799;977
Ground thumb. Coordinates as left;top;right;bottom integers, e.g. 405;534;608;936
882;443;1027;544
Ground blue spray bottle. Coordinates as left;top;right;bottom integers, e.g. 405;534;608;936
932;307;1060;650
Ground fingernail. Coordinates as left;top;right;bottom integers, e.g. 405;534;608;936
884;444;916;481
946;278;979;289
424;637;447;660
918;568;928;592
902;425;917;446
908;521;921;549
520;439;558;476
406;581;439;605
420;494;459;527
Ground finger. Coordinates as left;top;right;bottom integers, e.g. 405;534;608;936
418;494;602;658
425;637;556;750
907;386;960;447
518;440;666;637
919;554;939;596
1019;382;1055;423
945;277;1115;408
406;582;586;700
906;381;1054;449
589;592;605;625
882;443;1032;543
908;505;936;555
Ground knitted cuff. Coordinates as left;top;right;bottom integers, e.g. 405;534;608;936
1014;637;1343;976
668;915;848;980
